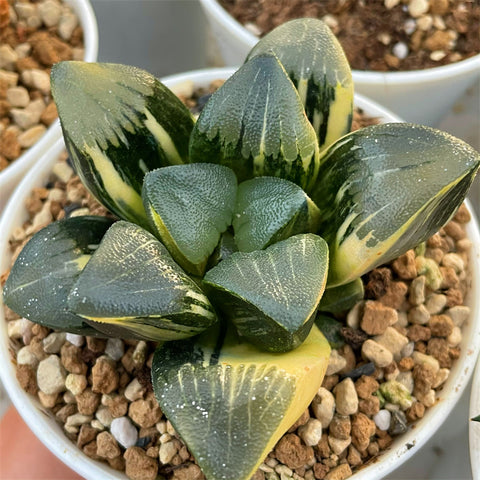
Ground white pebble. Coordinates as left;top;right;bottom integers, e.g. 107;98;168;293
417;14;433;31
244;21;262;36
384;0;401;9
409;275;426;306
347;301;364;329
7;318;31;339
362;339;394;368
65;373;87;396
312;387;335;428
373;409;391;430
326;349;347;376
392;42;409;59
63;390;76;404
447;326;462;347
159;441;177;464
430;50;447;61
52;161;74;183
17;345;39;367
408;304;430;325
6;86;30;107
37;355;66;395
298;418;323;446
110;417;138;449
66;333;85;347
42;331;66;354
416;388;436;407
442;253;464;273
14;2;38;20
374;327;409;362
96;406;113;427
401;341;415;358
58;11;78;40
105;338;125;361
425;293;447;314
38;0;62;27
328;435;351;455
15;43;32;59
446;306;470;327
432;368;450;388
65;412;92;428
18;125;47;148
91;419;105;431
408;0;430;18
124;378;145;402
396;371;414;394
412;351;440;374
30;69;51;95
0;69;19;87
333;378;358;416
404;18;417;35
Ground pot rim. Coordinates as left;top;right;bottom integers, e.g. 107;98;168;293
0;0;99;196
198;0;480;83
0;67;479;480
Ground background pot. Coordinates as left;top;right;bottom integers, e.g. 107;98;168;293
0;0;99;213
0;67;479;480
470;358;480;479
198;0;480;127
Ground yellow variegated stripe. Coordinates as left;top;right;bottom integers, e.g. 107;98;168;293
330;175;467;286
148;206;207;276
85;143;147;224
321;82;354;154
144;109;183;165
66;254;91;270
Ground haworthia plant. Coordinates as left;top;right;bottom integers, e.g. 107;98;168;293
247;18;354;152
233;176;321;252
3;216;113;336
51;62;195;227
189;54;320;191
311;123;480;286
318;278;364;314
152;323;330;480
203;234;329;352
67;221;217;341
142;163;238;276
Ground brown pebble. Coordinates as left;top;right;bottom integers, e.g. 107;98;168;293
29;31;73;66
407;325;432;342
16;364;38;395
0;129;20;160
56;403;77;423
355;375;379;400
274;433;315;469
324;463;352;480
351;413;376;451
429;315;454;337
364;268;392;299
314;462;330;479
453;204;471;224
406;402;426;422
316;433;332;458
108;456;126;472
170;463;205;480
40;101;58;126
61;342;88;375
288;409;310;432
358;396;380;417
77;424;98;449
398;357;415;371
86;336;107;354
83;440;102;461
391;250;417;280
412;364;436;394
76;387;101;415
329;415;351;440
361;301;398;335
346;445;363;468
92;356;119;394
445;288;463;307
377;433;393;450
124;447;159;480
379;281;408;310
97;431;121;459
128;393;162;428
104;394;129;418
427;338;451;368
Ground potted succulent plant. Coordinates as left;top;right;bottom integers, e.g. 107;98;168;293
198;0;480;126
1;18;480;480
0;0;98;211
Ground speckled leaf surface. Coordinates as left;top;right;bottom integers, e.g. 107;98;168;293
67;221;217;341
311;123;480;286
51;61;195;226
3;216;113;335
189;54;320;191
151;323;330;480
233;176;321;252
247;18;353;151
142;164;237;276
203;234;329;352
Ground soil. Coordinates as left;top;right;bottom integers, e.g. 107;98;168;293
219;0;480;71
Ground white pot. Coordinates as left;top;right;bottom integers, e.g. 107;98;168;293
0;0;99;213
198;0;480;127
0;67;479;480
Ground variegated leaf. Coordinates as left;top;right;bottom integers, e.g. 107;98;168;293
151;322;330;480
3;216;113;335
311;123;480;286
247;18;353;151
51;62;195;227
189;54;320;191
67;221;217;341
203;233;329;352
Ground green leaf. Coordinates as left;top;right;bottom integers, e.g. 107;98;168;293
233;176;321;252
51;61;195;227
151;322;330;480
471;415;480;422
67;221;217;341
206;229;238;270
189;54;320;191
142;164;237;276
318;278;364;313
3;216;113;335
203;234;329;352
310;123;480;286
246;18;353;152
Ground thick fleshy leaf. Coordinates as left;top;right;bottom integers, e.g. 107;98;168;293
315;314;345;349
151;323;330;480
247;18;353;151
233;176;321;252
189;54;320;191
51;61;195;227
142;164;237;276
203;234;329;352
311;123;480;286
318;278;364;314
3;216;113;335
67;221;217;341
